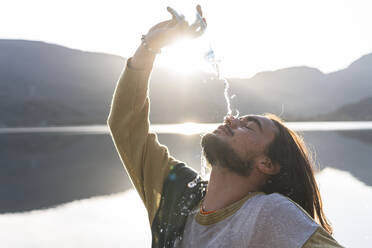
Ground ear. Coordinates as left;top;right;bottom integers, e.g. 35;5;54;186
257;158;280;175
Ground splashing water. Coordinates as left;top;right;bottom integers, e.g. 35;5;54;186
198;47;240;180
204;48;239;117
187;176;199;188
185;2;239;117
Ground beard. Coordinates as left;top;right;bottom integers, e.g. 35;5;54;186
201;133;254;176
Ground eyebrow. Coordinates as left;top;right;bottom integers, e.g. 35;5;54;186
243;116;263;132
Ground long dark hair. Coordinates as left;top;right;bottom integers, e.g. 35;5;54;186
262;114;333;235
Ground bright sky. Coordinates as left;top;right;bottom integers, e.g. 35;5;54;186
1;0;372;77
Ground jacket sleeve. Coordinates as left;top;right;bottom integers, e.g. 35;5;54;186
107;58;181;225
302;227;344;248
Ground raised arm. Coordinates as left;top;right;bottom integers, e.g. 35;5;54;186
107;6;207;225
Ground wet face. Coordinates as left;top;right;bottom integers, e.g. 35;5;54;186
201;114;278;175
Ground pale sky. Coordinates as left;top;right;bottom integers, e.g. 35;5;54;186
1;0;372;77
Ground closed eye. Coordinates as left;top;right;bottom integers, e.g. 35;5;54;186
239;116;261;132
244;125;254;131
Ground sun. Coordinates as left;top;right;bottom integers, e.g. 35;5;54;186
156;37;216;76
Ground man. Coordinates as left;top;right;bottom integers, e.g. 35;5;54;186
107;6;344;248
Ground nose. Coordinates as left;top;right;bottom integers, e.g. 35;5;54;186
224;115;240;129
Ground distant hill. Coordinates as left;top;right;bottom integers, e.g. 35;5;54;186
227;56;372;120
0;40;124;126
312;96;372;121
1;39;372;126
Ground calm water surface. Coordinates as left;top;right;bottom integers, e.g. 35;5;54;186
1;121;372;134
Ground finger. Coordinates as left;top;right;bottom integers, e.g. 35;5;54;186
190;17;207;32
190;27;206;39
196;5;203;17
189;19;206;39
190;6;206;32
189;16;206;35
197;12;207;30
167;6;184;21
190;20;199;32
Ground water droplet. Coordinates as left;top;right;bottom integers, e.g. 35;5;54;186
188;176;199;188
203;47;239;116
188;181;196;188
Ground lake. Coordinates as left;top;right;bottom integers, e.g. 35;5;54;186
0;122;371;247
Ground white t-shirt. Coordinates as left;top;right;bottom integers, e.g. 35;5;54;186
176;192;319;248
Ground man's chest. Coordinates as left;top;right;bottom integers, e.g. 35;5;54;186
176;210;261;248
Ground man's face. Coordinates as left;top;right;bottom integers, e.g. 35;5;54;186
201;114;278;175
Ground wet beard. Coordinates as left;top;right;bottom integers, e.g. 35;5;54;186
201;133;254;176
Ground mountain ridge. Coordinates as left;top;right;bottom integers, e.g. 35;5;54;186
1;39;371;126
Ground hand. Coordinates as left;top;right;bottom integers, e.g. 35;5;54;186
130;5;206;70
144;5;207;52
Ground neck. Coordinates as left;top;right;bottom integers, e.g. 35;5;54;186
202;165;263;212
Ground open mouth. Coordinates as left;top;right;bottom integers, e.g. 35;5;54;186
225;125;234;136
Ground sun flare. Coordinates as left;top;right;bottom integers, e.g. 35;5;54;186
156;37;216;75
150;122;216;136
